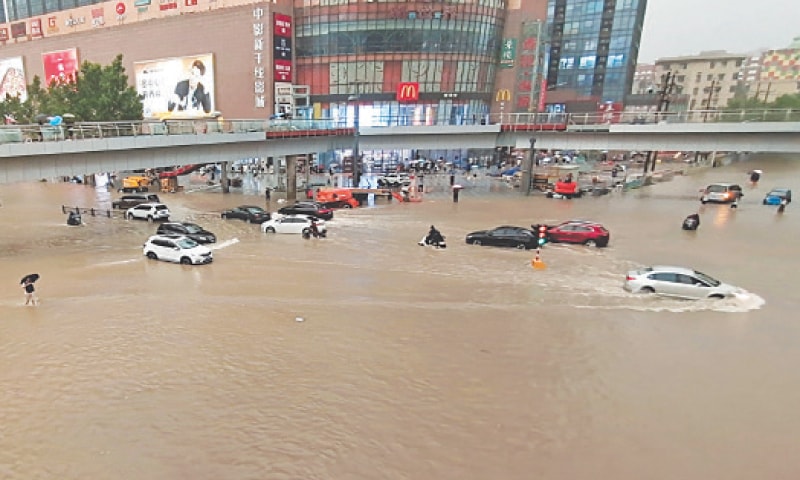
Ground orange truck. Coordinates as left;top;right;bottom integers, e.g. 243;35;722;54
316;188;360;209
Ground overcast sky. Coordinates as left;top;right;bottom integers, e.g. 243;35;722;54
638;0;800;62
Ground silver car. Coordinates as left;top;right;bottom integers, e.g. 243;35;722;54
623;265;742;300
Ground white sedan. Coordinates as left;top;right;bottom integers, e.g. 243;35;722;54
261;214;327;234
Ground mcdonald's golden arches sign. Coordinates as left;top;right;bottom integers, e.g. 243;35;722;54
495;89;511;102
397;82;419;102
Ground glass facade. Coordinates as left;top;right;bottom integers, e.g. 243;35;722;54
1;0;104;22
294;0;507;125
545;0;645;103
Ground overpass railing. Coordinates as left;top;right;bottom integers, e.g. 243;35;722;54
0;109;797;145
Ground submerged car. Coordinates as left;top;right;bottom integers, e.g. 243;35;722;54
143;234;213;265
221;205;271;223
545;220;610;248
465;226;538;249
762;188;792;205
277;201;334;220
261;214;327;235
623;265;742;300
700;183;743;204
156;222;217;244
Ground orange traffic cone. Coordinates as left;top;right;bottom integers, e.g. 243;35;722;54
531;248;547;270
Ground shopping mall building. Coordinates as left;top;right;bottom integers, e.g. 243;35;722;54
0;0;646;125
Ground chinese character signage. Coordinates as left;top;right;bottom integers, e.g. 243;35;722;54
42;48;79;85
273;13;293;83
11;22;27;39
134;53;216;119
30;19;43;37
0;28;8;41
500;38;516;68
0;57;28;102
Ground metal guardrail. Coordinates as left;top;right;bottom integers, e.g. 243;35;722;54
0;108;797;145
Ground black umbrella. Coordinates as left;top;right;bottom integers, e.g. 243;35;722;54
20;273;40;285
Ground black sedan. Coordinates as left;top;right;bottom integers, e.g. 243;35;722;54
465;226;538;249
156;222;217;244
221;205;271;223
277;201;334;220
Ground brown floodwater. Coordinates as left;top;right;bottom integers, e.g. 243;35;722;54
1;156;799;479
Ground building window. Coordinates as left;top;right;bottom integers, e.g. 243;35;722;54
717;73;725;81
710;62;715;69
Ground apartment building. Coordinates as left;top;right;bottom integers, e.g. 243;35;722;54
654;51;746;110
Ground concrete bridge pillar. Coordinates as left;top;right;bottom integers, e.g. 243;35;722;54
221;161;229;193
286;155;297;203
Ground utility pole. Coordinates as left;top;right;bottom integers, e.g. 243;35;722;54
348;81;366;188
644;71;675;175
525;137;536;196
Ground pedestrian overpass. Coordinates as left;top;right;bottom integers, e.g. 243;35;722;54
1;110;798;184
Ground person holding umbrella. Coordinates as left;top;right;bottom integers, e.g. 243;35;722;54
20;273;39;306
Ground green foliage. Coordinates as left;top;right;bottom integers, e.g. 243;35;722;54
772;93;800;109
0;54;142;123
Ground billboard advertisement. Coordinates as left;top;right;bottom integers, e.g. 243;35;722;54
0;57;27;102
42;48;79;85
134;53;215;119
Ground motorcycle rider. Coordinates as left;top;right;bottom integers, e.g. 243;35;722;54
309;218;321;237
421;225;445;248
682;213;700;231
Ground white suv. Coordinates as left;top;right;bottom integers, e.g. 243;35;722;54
126;202;170;222
143;235;213;265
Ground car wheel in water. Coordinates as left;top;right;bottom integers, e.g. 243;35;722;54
584;239;597;247
265;227;276;233
344;204;353;209
146;252;157;260
147;216;154;223
516;243;527;249
127;213;134;220
180;257;192;265
709;294;725;300
221;214;227;219
640;286;655;294
473;239;481;246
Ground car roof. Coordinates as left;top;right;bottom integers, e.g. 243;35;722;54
768;187;790;192
645;265;697;275
134;202;166;207
148;234;187;241
239;205;263;209
706;182;740;187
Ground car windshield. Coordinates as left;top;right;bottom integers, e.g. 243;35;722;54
176;238;199;249
693;271;721;287
768;189;787;196
246;207;264;214
184;224;202;233
707;185;728;193
155;205;168;211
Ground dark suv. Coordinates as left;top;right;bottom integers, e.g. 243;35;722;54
156;222;217;244
277;201;334;220
112;193;161;210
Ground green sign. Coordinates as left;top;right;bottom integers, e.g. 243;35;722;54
500;38;516;68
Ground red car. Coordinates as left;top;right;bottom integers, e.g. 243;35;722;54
545;220;610;248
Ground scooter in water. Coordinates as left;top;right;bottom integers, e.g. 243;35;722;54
682;214;700;231
418;234;447;249
302;227;327;239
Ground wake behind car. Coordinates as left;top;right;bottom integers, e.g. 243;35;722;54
156;222;216;244
143;234;213;265
623;265;742;300
221;205;271;223
762;188;792;205
545;220;610;247
277;201;334;220
465;226;538;249
126;202;170;222
261;214;327;235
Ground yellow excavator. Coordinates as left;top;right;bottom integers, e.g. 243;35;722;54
120;175;154;193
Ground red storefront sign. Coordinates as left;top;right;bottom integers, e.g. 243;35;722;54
397;82;419;102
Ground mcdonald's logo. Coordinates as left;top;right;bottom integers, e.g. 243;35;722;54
496;89;511;102
397;82;419;102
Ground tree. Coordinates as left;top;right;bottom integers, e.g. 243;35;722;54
772;93;800;110
70;54;143;121
0;54;142;123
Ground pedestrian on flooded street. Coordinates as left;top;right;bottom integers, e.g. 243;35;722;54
20;273;39;306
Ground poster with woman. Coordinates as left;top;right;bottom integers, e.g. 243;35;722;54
134;54;216;119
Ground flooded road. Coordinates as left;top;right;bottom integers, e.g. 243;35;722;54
1;156;799;479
